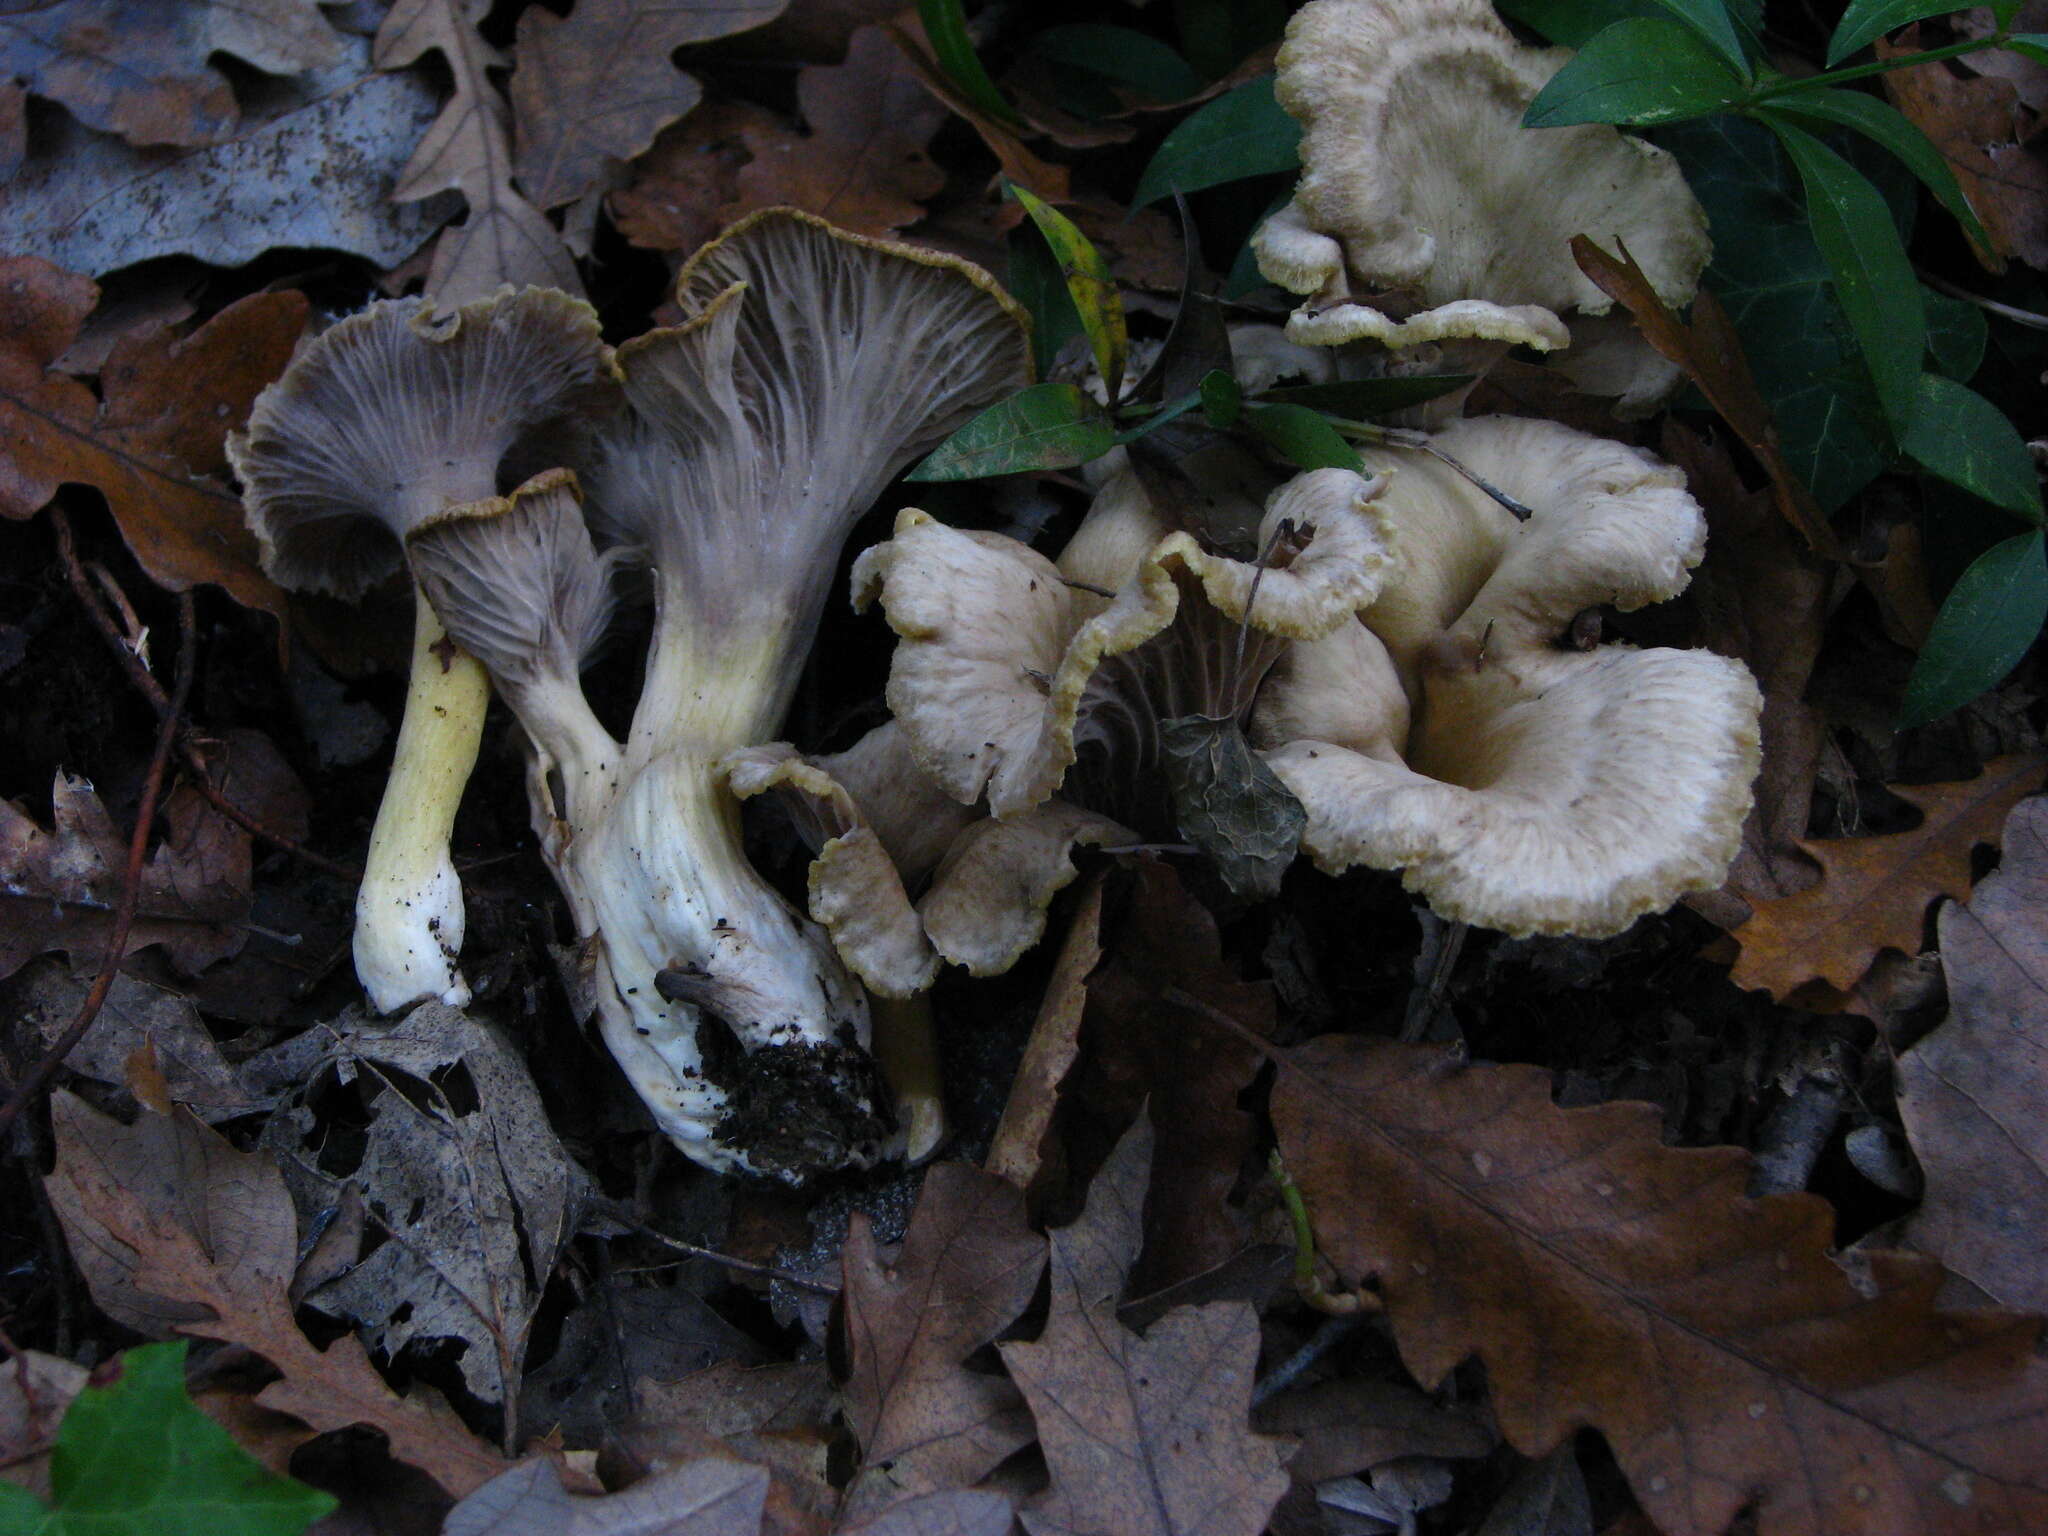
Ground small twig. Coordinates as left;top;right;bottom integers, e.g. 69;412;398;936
610;1208;839;1295
51;511;358;882
1919;270;2048;333
1253;1311;1367;1407
1061;576;1117;599
1324;421;1536;518
0;592;196;1144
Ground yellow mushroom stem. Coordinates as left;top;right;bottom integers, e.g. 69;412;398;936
351;586;491;1014
869;993;946;1164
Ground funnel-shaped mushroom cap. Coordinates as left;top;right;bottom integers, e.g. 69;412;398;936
1253;0;1709;363
1254;416;1761;937
230;288;609;599
407;469;618;694
854;466;1394;820
596;208;1031;604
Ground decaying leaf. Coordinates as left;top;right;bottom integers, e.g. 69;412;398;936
443;1455;770;1536
885;16;1070;201
1892;795;2048;1312
374;0;582;303
1000;1114;1290;1536
0;262;302;616
1272;1035;2048;1536
0;0;342;149
611;99;774;256
1;28;455;277
0;1350;88;1503
1160;713;1306;902
270;1004;582;1412
1729;754;2047;998
1251;1379;1493;1486
508;0;787;212
985;875;1103;1195
840;1490;1015;1536
43;1091;511;1497
837;1163;1044;1519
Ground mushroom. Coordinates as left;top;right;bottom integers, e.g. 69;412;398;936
229;288;610;1014
1253;415;1763;937
1250;0;1711;414
414;209;1030;1179
730;460;1397;1009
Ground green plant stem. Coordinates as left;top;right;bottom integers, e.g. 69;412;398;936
1749;35;2006;104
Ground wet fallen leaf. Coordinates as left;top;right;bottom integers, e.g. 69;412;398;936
1273;1035;2048;1536
1;28;454;277
985;875;1102;1196
1892;795;2048;1312
1160;713;1306;902
43;1091;511;1497
374;0;583;303
443;1455;769;1536
622;1363;837;1533
611;100;772;255
0;262;302;617
1572;236;1839;557
271;1005;582;1412
728;25;947;238
999;1114;1290;1536
0;0;342;149
508;0;787;212
837;1163;1043;1520
1880;29;2048;270
1729;754;2047;997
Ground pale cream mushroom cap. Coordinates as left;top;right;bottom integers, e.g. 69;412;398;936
1255;415;1761;938
854;468;1395;819
1252;0;1708;376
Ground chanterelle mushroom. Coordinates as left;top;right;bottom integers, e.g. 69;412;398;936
229;288;609;1015
1251;0;1710;412
1254;415;1763;937
413;209;1030;1179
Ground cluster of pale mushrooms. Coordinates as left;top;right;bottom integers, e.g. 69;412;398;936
233;0;1761;1182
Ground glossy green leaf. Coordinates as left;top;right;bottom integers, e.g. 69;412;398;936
915;0;1023;125
1131;75;1302;208
1008;226;1084;378
1762;114;1924;429
1760;86;1989;251
1256;376;1474;416
1923;285;1988;380
3;1342;336;1536
907;383;1116;481
1007;182;1128;404
1649;0;1752;74
1828;0;1987;65
1200;369;1242;427
1021;26;1204;107
1243;403;1363;473
1524;17;1751;127
2007;33;2048;63
1901;373;2045;518
1900;531;2048;726
1498;0;1663;47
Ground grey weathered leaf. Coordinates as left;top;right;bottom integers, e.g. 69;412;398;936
1159;714;1305;901
443;1455;769;1535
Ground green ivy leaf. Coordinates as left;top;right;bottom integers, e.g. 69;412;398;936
907;382;1117;481
915;0;1024;125
1159;714;1305;901
1760;113;1925;430
1243;403;1364;473
1;1342;335;1536
1648;0;1753;75
1828;0;1988;65
1922;284;1988;380
1020;26;1204;108
1256;377;1474;416
1006;183;1128;404
1131;75;1302;208
1901;373;2046;519
1900;531;2048;726
1524;17;1751;127
1759;85;1990;252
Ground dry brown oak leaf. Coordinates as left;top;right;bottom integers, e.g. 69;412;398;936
837;1162;1044;1521
1000;1113;1290;1536
0;258;300;618
375;0;583;304
1892;795;2048;1314
43;1091;513;1498
1729;754;2047;999
0;0;341;148
508;0;788;213
1272;1036;2048;1536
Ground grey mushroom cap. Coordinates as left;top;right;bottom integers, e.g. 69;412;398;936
229;286;610;600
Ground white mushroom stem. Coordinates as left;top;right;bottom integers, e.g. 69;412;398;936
352;588;489;1014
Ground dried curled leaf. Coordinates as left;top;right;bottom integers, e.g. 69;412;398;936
1730;755;2047;998
1273;1035;2048;1536
1160;713;1306;901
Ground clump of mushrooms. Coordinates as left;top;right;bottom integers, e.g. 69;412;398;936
406;210;1031;1178
729;459;1397;998
229;288;611;1014
1251;0;1712;413
1254;416;1763;936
